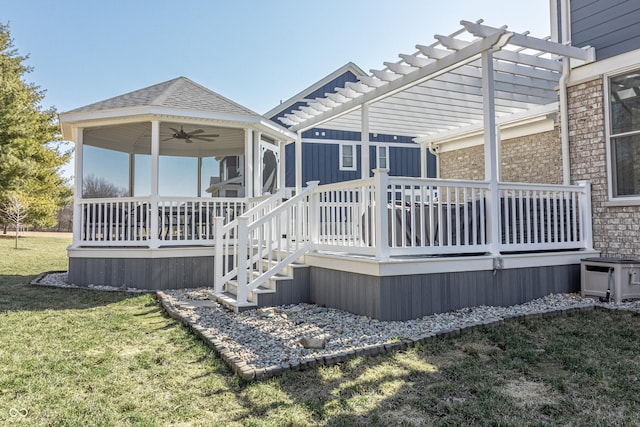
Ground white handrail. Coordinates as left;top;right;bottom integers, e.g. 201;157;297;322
215;185;317;306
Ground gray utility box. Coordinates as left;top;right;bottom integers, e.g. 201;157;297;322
581;257;640;304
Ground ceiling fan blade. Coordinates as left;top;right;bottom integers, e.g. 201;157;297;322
161;137;174;141
169;127;180;134
193;137;216;142
187;129;204;135
195;134;220;138
185;138;194;143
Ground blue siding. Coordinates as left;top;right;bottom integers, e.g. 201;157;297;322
570;0;640;60
285;142;436;187
270;71;360;125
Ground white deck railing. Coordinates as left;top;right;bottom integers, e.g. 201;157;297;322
76;197;246;247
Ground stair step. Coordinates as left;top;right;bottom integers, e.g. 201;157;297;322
210;291;257;313
259;259;307;277
224;280;278;302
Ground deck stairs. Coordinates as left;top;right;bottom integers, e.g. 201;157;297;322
212;251;309;312
211;185;317;313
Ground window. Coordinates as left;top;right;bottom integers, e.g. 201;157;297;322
340;144;356;171
377;146;388;169
608;70;640;199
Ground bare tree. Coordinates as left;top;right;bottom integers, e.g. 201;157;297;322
0;192;29;249
83;174;127;198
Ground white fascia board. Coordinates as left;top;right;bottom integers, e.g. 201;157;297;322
60;106;296;142
67;246;215;259
415;102;558;150
568;49;640;87
304;250;597;276
290;31;513;133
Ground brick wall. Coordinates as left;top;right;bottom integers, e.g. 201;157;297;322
568;78;640;258
439;127;563;184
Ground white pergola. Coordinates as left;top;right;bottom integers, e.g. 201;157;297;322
279;20;594;190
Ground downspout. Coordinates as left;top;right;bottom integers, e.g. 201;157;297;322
559;0;572;185
559;59;571;185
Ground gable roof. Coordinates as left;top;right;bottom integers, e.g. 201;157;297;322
265;62;367;124
65;76;259;117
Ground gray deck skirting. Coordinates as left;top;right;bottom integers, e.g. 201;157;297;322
309;264;581;321
68;256;215;290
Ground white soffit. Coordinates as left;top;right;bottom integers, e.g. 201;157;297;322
280;20;594;139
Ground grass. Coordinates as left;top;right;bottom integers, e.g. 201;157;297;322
1;234;640;425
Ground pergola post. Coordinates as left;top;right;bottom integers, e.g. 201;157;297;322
244;128;253;198
149;120;160;248
361;104;370;178
72;127;84;247
481;51;501;257
420;144;428;178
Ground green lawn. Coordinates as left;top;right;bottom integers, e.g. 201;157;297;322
1;234;640;426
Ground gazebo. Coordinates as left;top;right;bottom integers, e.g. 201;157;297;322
60;77;296;288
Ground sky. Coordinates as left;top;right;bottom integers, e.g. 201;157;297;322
3;0;552;181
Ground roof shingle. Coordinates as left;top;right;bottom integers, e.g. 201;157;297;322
65;77;259;117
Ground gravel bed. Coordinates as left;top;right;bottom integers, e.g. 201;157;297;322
33;272;640;380
159;287;640;379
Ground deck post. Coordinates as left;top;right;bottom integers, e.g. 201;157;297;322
236;215;249;306
575;180;594;251
213;216;225;293
307;181;321;247
481;51;501;256
373;168;390;260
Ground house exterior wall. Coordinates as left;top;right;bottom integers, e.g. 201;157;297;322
567;78;640;258
569;0;640;61
284;133;435;187
438;127;563;184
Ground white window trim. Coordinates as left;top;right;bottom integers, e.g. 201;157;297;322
339;143;356;171
604;68;640;205
376;145;388;170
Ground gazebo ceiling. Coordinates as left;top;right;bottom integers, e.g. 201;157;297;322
279;20;594;139
83;122;245;157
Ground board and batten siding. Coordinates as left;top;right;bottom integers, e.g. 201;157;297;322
570;0;640;60
285;140;434;187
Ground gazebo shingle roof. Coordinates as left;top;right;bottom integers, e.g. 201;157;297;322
66;77;259;117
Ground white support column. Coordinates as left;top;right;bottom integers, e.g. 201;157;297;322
244;128;253;198
481;51;501;257
72;127;84;247
278;140;286;192
149;120;160;248
295;131;303;193
254;131;262;196
420;144;428;178
361;104;370;178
